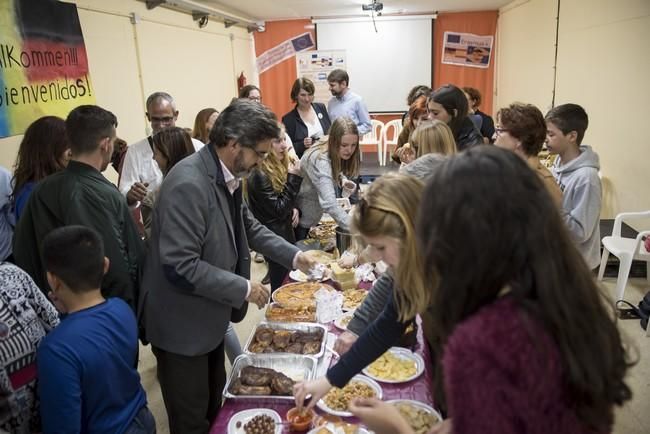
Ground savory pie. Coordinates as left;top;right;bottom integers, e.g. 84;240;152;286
273;282;336;307
309;223;337;241
342;289;367;310
265;303;316;323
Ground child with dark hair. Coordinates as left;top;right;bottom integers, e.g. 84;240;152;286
545;103;601;269
37;225;154;434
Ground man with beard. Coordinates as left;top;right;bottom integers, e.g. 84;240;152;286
141;99;316;434
326;69;371;135
13;105;144;309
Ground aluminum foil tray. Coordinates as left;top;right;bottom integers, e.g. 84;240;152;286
223;354;316;401
243;321;327;359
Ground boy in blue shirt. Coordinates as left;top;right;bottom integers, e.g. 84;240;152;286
37;225;155;434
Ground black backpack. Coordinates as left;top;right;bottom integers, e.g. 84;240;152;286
639;292;650;330
616;293;650;330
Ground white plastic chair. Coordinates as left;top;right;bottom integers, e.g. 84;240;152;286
597;210;650;302
381;119;403;166
359;119;384;163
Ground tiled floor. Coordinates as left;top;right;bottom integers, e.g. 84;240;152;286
139;262;650;433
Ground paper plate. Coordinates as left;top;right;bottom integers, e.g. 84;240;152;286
227;409;282;434
317;374;382;417
362;347;424;384
307;425;370;434
386;399;443;432
289;269;331;283
333;312;355;331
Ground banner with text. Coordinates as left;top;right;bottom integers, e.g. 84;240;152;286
0;0;95;138
256;32;314;74
295;50;346;105
441;31;493;69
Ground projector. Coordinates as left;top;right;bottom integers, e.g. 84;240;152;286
362;1;383;12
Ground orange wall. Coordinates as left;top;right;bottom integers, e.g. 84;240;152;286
253;20;315;118
433;11;498;115
256;12;497;121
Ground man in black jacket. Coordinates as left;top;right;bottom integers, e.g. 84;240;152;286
14;105;144;309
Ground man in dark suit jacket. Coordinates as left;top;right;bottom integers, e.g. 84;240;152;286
141;100;316;433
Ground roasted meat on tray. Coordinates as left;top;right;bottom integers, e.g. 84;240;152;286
248;326;324;354
229;366;296;396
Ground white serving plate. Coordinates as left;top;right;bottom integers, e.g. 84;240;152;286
333;312;355;331
289;269;331;283
227;409;282;434
317;374;382;417
386;399;443;432
307;425;370;434
362;347;425;384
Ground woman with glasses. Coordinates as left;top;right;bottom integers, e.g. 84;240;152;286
247;123;303;291
295;117;361;239
239;84;261;102
494;102;562;207
427;84;484;151
282;77;332;158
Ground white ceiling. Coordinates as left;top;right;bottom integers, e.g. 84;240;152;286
196;0;511;22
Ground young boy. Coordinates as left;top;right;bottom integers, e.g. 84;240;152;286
37;226;155;433
545;104;602;270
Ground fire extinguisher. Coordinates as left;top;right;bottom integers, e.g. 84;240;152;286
237;72;247;93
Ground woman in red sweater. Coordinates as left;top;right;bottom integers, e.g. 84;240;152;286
350;146;634;433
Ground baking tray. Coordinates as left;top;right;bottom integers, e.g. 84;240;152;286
265;302;317;323
243;321;327;359
223;354;317;401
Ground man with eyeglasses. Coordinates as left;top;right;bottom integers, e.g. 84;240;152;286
118;91;204;206
141;99;316;434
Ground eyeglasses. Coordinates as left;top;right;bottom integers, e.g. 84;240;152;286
149;116;175;124
252;148;269;160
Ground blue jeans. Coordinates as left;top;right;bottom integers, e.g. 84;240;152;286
125;406;156;434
